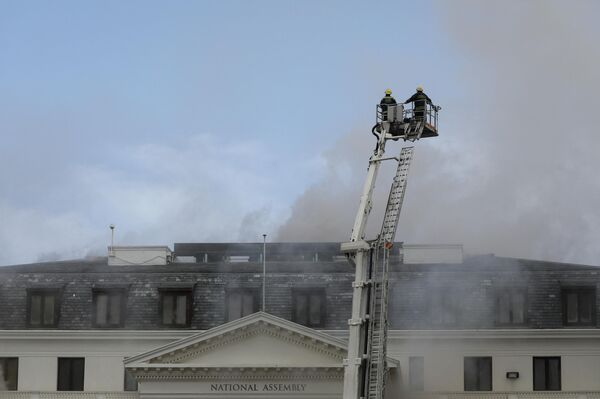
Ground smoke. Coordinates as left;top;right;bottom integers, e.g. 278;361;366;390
277;1;600;265
276;130;368;241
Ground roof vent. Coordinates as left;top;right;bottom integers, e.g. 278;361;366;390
174;256;196;263
108;246;172;266
228;255;250;263
400;244;463;264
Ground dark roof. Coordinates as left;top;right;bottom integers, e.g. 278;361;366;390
0;244;599;331
0;257;354;273
1;252;597;274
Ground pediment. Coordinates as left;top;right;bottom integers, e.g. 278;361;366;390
125;312;346;369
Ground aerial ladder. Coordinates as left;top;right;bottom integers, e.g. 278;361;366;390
341;90;440;399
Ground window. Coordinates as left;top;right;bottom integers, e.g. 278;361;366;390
533;357;561;391
227;288;258;321
27;289;60;327
496;288;527;325
292;288;325;327
409;356;424;391
124;369;138;391
562;288;595;326
160;290;192;327
464;357;492;391
0;358;18;391
93;289;126;327
57;358;84;391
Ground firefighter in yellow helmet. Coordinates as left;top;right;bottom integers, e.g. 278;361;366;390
404;86;433;122
379;89;397;121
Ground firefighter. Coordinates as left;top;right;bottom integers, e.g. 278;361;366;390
379;89;397;121
404;86;432;122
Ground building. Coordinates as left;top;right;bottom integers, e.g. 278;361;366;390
0;242;599;398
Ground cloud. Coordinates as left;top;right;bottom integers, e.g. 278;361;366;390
0;134;300;265
277;1;600;265
0;201;100;265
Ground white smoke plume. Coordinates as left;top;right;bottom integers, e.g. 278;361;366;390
277;0;600;265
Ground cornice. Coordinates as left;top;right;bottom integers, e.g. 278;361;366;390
154;323;344;364
386;329;600;340
2;328;597;341
409;392;600;398
129;366;343;381
0;330;191;340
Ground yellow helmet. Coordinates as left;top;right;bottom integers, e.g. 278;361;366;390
385;88;392;95
416;85;423;92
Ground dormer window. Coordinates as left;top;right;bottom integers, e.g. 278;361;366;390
93;289;126;328
562;287;595;326
27;289;60;328
292;288;326;328
227;288;259;321
496;288;527;326
159;289;192;327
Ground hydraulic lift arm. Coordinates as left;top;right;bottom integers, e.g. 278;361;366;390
341;90;438;399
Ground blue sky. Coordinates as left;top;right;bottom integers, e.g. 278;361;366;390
1;1;599;265
1;1;443;202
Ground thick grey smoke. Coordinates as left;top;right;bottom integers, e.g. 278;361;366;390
277;1;600;265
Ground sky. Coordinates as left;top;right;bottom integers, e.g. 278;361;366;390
1;0;599;266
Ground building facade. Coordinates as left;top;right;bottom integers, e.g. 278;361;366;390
0;242;599;398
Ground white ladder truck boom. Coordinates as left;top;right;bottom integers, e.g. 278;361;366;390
341;88;440;399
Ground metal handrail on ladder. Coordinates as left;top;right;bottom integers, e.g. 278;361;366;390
364;147;414;399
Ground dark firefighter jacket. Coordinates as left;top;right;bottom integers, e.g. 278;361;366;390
380;94;397;106
404;92;432;117
379;94;397;120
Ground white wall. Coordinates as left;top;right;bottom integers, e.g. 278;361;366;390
85;356;126;391
0;330;187;392
562;355;600;391
18;355;126;392
387;330;600;393
493;355;532;391
18;356;57;391
4;330;600;393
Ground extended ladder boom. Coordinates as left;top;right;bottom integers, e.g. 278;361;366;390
365;147;414;399
341;145;415;399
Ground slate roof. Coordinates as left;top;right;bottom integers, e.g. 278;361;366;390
0;243;598;331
